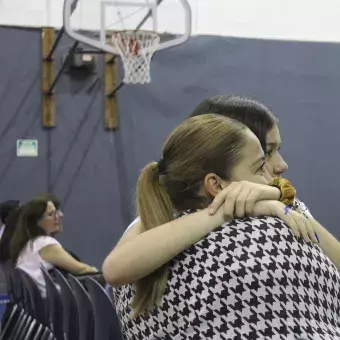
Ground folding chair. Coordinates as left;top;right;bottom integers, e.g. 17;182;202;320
16;269;53;340
85;277;123;340
68;274;94;340
0;264;25;340
41;268;64;340
53;270;79;340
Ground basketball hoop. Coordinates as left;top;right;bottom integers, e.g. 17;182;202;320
112;30;160;84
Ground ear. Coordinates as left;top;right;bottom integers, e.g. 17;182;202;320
204;173;229;198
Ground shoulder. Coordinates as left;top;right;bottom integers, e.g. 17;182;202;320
32;236;61;252
173;216;286;262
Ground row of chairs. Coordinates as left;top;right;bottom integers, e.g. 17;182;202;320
0;265;123;340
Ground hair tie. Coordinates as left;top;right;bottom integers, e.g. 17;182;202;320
158;158;166;175
269;177;296;206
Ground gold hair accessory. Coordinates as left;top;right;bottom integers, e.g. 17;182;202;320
269;177;296;206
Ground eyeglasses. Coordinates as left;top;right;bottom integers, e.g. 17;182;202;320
44;210;59;219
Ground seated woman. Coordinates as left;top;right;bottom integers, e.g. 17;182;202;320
10;197;97;296
110;114;340;340
35;192;83;263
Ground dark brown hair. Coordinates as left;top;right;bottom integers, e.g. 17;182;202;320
10;198;49;263
191;95;277;152
133;114;247;315
34;193;61;210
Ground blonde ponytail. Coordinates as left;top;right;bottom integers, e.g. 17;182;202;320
131;161;173;316
131;114;247;315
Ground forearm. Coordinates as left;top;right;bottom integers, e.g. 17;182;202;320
40;246;97;275
310;219;340;270
102;209;224;286
73;263;97;275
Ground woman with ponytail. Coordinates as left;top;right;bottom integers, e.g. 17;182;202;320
108;114;340;340
103;96;323;290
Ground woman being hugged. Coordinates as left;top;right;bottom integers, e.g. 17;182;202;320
111;114;340;340
104;96;339;289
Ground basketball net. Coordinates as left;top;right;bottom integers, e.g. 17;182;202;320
112;30;160;84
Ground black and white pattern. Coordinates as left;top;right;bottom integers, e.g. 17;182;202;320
112;213;340;340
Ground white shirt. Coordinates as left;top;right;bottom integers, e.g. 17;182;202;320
125;217;140;232
16;236;61;297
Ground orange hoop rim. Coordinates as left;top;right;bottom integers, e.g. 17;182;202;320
111;30;160;56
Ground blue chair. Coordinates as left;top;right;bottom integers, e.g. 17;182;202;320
53;270;79;340
11;268;33;340
68;274;94;340
16;269;52;340
85;278;123;340
0;266;53;340
41;268;64;340
16;269;49;327
0;264;22;340
0;265;31;340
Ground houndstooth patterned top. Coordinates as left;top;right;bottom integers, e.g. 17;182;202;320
112;212;340;340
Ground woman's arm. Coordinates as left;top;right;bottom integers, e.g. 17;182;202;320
102;204;316;287
290;199;339;269
102;208;225;286
103;180;312;287
308;219;340;270
39;245;98;275
102;182;294;287
263;202;340;269
114;220;142;249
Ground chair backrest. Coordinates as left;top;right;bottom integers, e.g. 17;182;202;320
11;267;25;308
74;272;106;288
85;278;123;340
0;262;10;295
1;262;26;308
16;268;49;326
68;274;94;340
54;269;79;340
2;262;18;302
41;267;64;340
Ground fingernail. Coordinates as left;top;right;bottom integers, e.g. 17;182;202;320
208;208;214;214
314;231;320;243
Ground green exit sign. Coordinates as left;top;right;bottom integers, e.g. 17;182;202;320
16;139;38;157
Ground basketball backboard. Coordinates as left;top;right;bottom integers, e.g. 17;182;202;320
63;0;192;55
